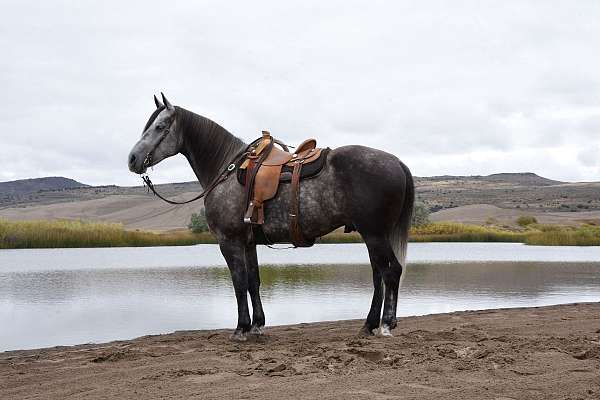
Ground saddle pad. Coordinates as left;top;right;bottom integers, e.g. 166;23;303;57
236;147;330;186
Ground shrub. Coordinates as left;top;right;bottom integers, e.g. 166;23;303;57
188;209;209;233
412;202;430;227
516;215;537;227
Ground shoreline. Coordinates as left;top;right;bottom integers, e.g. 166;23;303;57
3;302;600;399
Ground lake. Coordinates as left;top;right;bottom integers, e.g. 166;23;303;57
1;243;600;351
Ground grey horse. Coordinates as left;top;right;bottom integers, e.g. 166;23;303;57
128;93;414;341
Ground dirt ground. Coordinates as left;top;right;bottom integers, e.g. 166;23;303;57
2;303;600;400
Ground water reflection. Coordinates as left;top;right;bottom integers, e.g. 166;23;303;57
2;261;600;351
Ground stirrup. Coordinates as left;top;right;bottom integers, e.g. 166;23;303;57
243;202;265;225
244;202;255;224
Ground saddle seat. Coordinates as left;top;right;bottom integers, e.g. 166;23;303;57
238;131;327;247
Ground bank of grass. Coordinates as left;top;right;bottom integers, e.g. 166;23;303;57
2;219;600;249
409;222;529;243
524;224;600;246
320;222;600;246
0;219;215;249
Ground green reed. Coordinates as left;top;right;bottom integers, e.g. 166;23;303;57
1;219;599;248
0;219;215;249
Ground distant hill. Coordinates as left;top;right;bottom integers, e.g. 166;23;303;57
419;172;562;187
477;172;563;186
0;177;88;197
1;172;599;230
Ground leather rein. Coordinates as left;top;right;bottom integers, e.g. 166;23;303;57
140;135;289;206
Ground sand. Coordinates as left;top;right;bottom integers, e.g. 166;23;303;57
2;302;600;399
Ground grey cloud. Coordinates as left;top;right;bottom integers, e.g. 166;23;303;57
1;0;600;185
578;146;600;168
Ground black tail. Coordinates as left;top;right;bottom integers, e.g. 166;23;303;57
387;161;414;276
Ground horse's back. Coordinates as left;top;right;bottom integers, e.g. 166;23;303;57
327;145;411;231
329;144;409;193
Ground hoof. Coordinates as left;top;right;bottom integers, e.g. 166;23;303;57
249;325;264;336
358;324;377;337
230;331;248;342
377;325;393;337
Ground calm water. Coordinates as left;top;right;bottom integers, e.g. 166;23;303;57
1;243;600;351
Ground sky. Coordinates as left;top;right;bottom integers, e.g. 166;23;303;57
1;0;599;186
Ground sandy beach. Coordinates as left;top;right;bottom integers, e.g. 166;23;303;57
2;302;599;399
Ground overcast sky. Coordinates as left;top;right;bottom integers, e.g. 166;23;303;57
1;0;599;186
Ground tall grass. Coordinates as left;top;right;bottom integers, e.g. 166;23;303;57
321;222;600;245
1;219;599;249
409;222;528;243
0;219;215;249
524;225;600;246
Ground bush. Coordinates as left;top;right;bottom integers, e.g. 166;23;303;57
516;215;537;227
412;202;430;227
188;209;209;233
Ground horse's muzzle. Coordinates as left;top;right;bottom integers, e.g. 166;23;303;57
128;152;147;174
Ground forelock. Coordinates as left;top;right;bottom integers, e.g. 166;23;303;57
143;105;166;133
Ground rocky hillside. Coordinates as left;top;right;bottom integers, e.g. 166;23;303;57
0;177;89;205
0;177;88;195
419;172;562;187
415;173;600;213
1;173;598;213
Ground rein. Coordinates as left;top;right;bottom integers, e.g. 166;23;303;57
140;130;299;250
141;144;248;205
140;134;291;207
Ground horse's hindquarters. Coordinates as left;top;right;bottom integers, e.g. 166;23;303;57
258;145;411;245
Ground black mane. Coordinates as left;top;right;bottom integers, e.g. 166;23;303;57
175;106;246;187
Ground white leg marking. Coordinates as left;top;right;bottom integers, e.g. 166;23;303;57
378;325;393;337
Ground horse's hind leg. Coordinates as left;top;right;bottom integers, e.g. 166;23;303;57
361;234;402;337
245;243;265;335
380;248;402;336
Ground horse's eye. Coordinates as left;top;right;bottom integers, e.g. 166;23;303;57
156;123;165;130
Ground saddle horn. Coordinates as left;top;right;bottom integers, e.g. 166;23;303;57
154;94;163;108
161;92;174;111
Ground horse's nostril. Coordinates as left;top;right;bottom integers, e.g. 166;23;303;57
129;154;137;165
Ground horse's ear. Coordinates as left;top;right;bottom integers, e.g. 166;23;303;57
161;92;174;111
154;95;163;108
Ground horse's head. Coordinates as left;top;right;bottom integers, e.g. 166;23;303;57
128;93;183;174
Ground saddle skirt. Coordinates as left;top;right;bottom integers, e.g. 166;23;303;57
237;131;329;247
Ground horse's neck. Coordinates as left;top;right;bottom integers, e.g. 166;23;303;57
178;108;246;188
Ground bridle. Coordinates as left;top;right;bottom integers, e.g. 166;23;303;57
140;129;298;249
142;128;171;170
139;127;292;206
140;129;256;205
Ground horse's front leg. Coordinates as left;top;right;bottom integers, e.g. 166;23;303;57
219;240;251;341
246;243;265;335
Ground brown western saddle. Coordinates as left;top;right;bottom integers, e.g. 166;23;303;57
238;131;327;247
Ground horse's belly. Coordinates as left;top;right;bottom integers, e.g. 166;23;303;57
260;170;345;243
